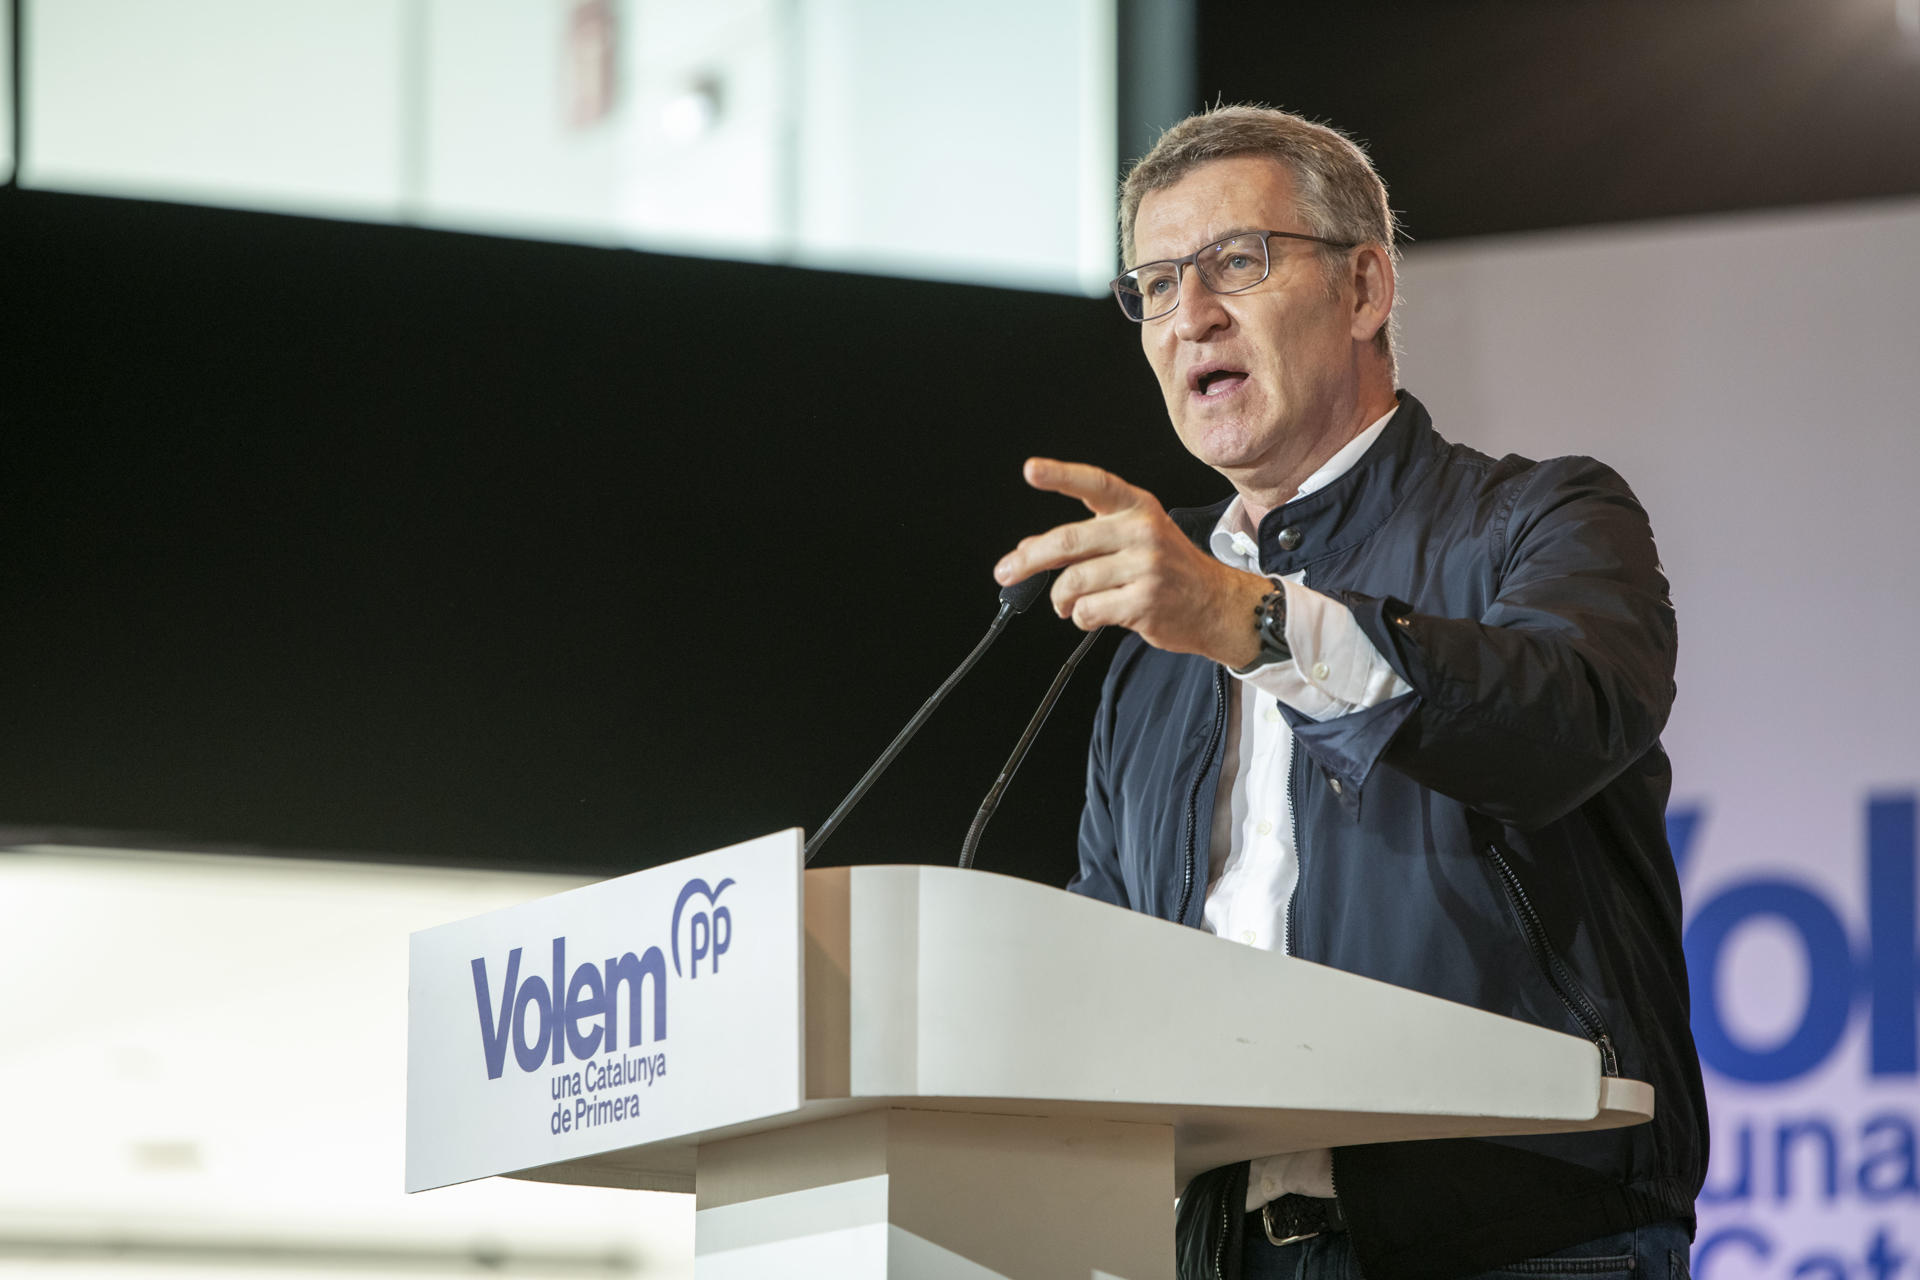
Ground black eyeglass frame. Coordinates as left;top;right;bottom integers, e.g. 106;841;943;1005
1109;230;1360;322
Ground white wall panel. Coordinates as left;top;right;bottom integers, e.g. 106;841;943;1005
0;845;695;1277
612;0;786;259
23;1;1116;294
24;0;405;217
419;0;786;259
793;0;1115;294
416;0;621;241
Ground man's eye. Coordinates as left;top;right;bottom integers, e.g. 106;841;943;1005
1143;274;1176;295
1226;253;1252;270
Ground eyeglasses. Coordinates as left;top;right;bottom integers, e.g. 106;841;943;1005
1109;230;1358;322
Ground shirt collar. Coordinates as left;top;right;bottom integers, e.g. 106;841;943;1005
1208;403;1400;571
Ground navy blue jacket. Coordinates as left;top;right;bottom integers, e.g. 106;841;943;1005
1068;394;1708;1280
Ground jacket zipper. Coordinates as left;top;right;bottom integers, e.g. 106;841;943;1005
1283;743;1304;956
1213;1190;1230;1279
1482;844;1621;1076
1176;666;1229;927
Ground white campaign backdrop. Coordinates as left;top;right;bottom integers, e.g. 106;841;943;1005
1398;196;1920;1278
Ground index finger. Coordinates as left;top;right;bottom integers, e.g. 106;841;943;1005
1022;458;1146;516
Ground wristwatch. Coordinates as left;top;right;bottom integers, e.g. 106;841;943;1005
1232;586;1291;674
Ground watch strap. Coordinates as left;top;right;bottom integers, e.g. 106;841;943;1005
1231;585;1291;675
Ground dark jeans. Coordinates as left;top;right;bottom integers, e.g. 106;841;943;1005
1242;1218;1693;1280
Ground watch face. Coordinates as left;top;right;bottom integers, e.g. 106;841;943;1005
1259;592;1291;659
1261;592;1286;634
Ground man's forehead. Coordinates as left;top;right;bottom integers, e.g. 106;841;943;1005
1133;156;1299;258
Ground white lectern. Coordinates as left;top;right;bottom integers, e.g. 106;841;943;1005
406;831;1651;1279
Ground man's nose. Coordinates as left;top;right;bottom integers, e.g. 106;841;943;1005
1172;265;1230;340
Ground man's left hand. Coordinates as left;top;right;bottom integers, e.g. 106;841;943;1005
993;458;1272;669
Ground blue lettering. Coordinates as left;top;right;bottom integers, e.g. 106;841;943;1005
1699;1120;1752;1205
1858;1112;1920;1200
690;914;708;976
1680;792;1917;1084
605;946;667;1047
1868;796;1918;1077
1775;1116;1840;1202
549;937;568;1066
1685;880;1853;1083
672;877;735;977
470;947;523;1081
1865;1228;1909;1280
512;974;553;1073
1696;1226;1770;1279
1696;1110;1920;1206
711;906;731;972
472;882;718;1078
566;960;606;1060
473;939;670;1076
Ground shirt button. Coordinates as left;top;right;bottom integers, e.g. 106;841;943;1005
1263;705;1281;723
1329;777;1344;795
1261;1176;1277;1198
1311;661;1331;681
1242;930;1257;944
1277;526;1303;551
1256;820;1273;836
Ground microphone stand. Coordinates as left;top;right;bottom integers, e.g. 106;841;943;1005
958;625;1106;871
803;574;1051;866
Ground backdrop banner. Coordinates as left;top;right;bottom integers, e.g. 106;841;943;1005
1401;198;1920;1278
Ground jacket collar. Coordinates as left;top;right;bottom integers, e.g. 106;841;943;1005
1170;391;1442;575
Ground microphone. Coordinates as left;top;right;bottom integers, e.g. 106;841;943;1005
996;569;1053;616
801;572;1053;866
957;625;1107;870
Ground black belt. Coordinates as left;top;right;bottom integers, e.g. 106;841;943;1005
1254;1194;1347;1247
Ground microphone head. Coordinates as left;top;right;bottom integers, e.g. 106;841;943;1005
997;570;1054;615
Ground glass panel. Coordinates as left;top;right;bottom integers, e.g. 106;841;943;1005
418;0;786;260
0;0;12;185
22;0;406;218
20;0;1117;296
791;0;1116;295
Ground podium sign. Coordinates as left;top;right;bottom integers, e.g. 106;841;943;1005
405;830;803;1192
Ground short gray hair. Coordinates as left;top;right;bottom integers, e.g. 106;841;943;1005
1120;105;1401;373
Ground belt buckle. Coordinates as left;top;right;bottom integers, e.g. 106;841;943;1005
1261;1200;1320;1248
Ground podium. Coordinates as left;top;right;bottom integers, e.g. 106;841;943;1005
406;831;1652;1279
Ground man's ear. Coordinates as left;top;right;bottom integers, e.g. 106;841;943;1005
1348;243;1395;345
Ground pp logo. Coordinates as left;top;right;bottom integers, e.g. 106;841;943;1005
671;877;734;979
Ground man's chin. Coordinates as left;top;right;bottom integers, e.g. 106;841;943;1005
1178;423;1269;473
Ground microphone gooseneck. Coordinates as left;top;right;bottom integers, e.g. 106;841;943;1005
802;573;1052;866
957;624;1107;871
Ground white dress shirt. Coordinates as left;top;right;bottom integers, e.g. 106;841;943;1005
1200;406;1413;1207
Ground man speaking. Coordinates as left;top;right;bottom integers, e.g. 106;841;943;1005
993;107;1707;1280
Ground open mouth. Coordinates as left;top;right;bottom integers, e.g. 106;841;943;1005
1194;369;1249;398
